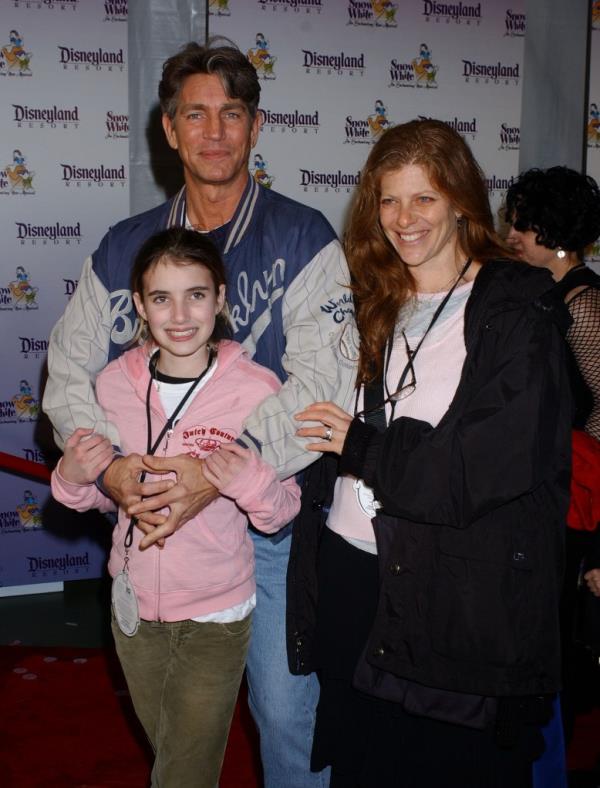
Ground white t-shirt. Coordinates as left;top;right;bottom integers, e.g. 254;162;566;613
151;356;255;623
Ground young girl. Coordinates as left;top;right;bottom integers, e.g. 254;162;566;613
51;227;301;788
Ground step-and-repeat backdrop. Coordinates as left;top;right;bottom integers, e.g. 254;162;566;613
0;0;598;590
210;0;526;233
0;0;128;590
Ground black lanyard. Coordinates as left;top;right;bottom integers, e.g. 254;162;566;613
123;348;215;548
359;257;472;428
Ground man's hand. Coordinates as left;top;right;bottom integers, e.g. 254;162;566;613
61;428;114;485
103;454;174;526
126;454;219;549
584;568;600;598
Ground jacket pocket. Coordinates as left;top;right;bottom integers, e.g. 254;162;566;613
429;525;535;668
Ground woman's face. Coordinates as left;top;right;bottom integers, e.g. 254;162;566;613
378;164;460;272
506;223;557;268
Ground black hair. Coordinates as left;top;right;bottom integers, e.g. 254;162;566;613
505;166;600;254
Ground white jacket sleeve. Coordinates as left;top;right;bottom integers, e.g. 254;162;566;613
42;256;122;450
239;239;359;478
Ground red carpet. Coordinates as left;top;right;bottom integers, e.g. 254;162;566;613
0;645;261;788
3;643;599;786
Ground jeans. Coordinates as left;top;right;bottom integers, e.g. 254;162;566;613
247;528;330;788
532;695;567;788
112;615;251;788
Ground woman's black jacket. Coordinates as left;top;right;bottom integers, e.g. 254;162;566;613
287;260;572;699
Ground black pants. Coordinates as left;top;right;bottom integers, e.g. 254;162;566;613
312;527;541;788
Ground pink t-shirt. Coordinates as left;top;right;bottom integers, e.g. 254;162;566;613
327;281;473;550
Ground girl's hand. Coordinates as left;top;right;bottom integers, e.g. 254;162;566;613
203;443;250;490
60;428;113;485
295;401;353;456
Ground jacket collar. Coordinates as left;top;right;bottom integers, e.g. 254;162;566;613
166;175;260;254
120;340;248;401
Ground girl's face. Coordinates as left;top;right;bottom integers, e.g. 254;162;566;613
133;257;225;376
378;163;460;274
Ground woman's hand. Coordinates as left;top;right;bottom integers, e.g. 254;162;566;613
584;568;600;598
295;402;353;456
60;428;113;484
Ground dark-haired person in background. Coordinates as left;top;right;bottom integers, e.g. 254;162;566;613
292;120;572;787
43;41;355;788
506;168;600;761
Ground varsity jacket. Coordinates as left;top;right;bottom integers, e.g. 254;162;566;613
51;340;301;622
288;261;572;699
43;176;357;479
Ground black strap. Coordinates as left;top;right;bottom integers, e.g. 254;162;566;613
123;348;215;549
552;264;600;301
363;372;387;433
359;257;473;429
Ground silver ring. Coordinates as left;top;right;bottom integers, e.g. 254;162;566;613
324;426;333;442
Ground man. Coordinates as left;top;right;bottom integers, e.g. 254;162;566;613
43;42;356;787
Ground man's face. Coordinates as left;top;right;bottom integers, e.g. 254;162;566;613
162;73;260;191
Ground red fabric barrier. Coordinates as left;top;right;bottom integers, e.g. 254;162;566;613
0;451;51;483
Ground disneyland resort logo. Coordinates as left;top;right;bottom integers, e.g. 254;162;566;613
61;162;127;188
63;276;79;298
251;154;275;188
344;100;393;145
347;0;397;27
0;267;39;310
485;173;514;196
18;335;49;360
26;553;91;578
505;9;525;36
261;107;320;135
418;114;478;139
0;150;35;194
499;123;520;150
422;1;481;25
10;0;78;10
58;45;125;71
302;48;365;76
106;111;129;139
103;0;127;22
588;103;600;148
389;44;438;88
299;167;360;194
0;379;40;424
463;59;520;85
257;0;323;13
12;103;80;129
0;30;32;76
0;490;42;533
16;220;82;246
247;33;277;80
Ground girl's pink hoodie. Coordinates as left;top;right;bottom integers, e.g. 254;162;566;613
51;340;300;622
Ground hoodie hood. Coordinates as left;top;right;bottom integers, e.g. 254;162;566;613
116;339;249;401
